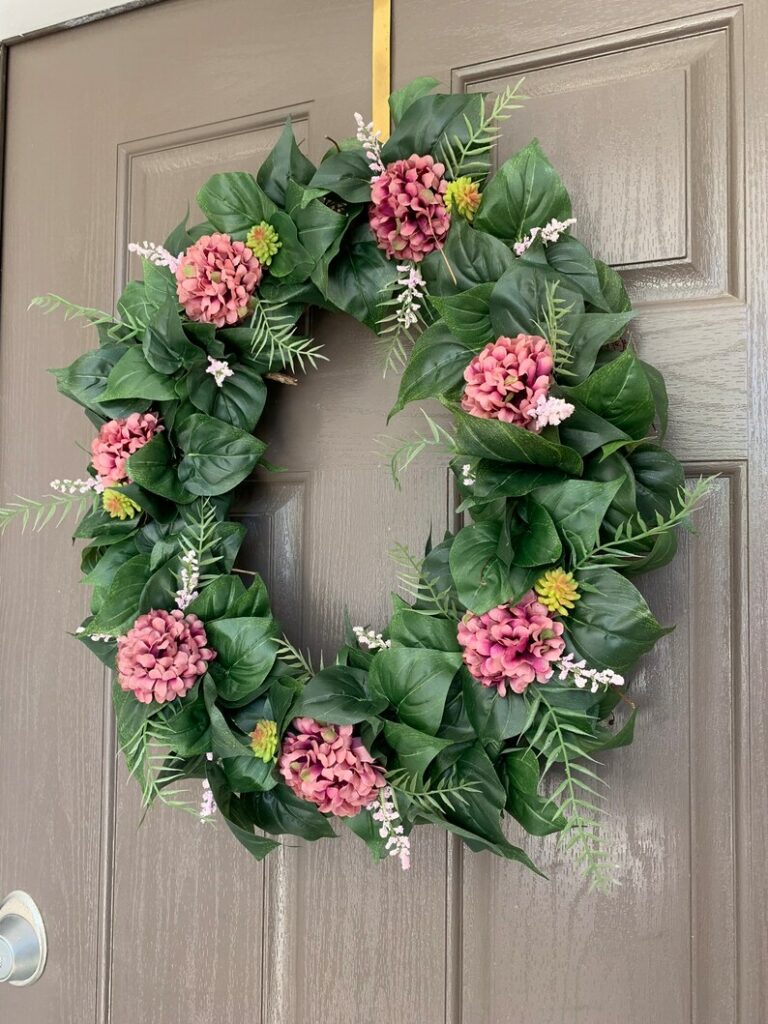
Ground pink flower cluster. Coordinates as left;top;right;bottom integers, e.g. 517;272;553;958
369;154;451;262
278;717;385;817
176;233;262;327
116;609;216;704
458;592;565;696
90;412;162;485
461;334;554;429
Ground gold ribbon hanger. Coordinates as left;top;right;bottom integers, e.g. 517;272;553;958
372;0;392;141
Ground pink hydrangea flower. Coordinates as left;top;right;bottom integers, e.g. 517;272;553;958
457;592;566;696
90;412;162;485
278;717;385;817
461;334;554;428
116;609;216;704
369;154;451;262
175;233;262;327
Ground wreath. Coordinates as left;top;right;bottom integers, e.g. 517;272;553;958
4;78;710;886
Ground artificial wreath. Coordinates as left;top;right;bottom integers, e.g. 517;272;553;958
3;77;710;886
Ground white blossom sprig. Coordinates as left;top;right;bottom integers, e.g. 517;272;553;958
128;240;181;273
200;754;217;821
51;477;103;495
368;785;411;870
205;356;234;388
526;395;575;429
175;549;200;610
353;625;391;652
556;653;625;693
394;263;426;330
461;463;476;487
514;217;577;257
354;113;385;177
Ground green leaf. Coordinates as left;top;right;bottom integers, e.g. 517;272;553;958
420;218;514;295
100;346;178;402
430;284;494;346
87;554;151;635
187;574;246;621
206;763;280;860
186;359;267;432
389;76;440;124
388;609;460;652
627;444;685;521
383;720;455;775
556;402;628;458
489;262;582;338
592;259;631;315
117;281;154;328
158;689;210;757
640;360;669;440
449;519;537;613
126;434;193;504
324;226;396;330
567;567;672;673
503;748;567;836
563;311;635;383
389;319;475;417
222;753;277;793
177;413;266;496
382;92;483;165
292;666;387;725
50;343;140;418
515;499;563;567
206;616;280;704
454;409;583;475
461;668;530;743
474;139;572;242
257;118;315;206
246;784;336;840
529;236;608;311
533;477;625;562
142;297;201;375
567;350;655;440
369;647;461;735
473;463;565;501
309;148;372;204
196;172;277;233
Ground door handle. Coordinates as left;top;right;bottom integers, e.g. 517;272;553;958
0;892;47;986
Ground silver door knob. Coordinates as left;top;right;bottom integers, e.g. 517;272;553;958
0;892;47;986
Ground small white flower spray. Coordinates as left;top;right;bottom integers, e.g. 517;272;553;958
175;549;200;610
368;785;411;870
514;217;577;257
352;625;391;652
354;113;385;177
128;241;182;273
555;653;625;694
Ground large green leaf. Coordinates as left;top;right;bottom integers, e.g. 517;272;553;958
420;219;515;295
309;148;372;204
50;343;141;418
489;262;583;338
256;118;315;206
186;359;267;432
196;172;277;233
177;413;266;496
369;647;461;735
528;235;609;311
381;92;483;165
567;567;671;672
454;410;583;475
126;434;193;504
383;720;455;776
567;350;655;440
292;666;387;725
187;574;246;621
563;311;635;383
246;784;336;840
206;616;280;704
86;553;151;635
206;763;280;860
461;668;530;744
473;463;565;501
142;297;201;375
557;401;628;458
388;609;460;652
515;499;563;567
389;76;439;124
390;319;475;417
627;444;685;521
324;225;396;330
474;139;572;242
100;346;178;402
430;284;494;346
503;748;566;836
449;519;537;613
533;477;625;562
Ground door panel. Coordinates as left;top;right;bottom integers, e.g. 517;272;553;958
0;1;765;1022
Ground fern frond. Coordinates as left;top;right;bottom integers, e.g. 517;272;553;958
29;293;145;340
439;80;527;181
178;499;221;580
121;710;202;818
389;542;458;619
273;634;316;683
387;768;480;816
578;477;715;570
0;491;93;536
534;280;576;372
377;410;455;488
246;295;326;373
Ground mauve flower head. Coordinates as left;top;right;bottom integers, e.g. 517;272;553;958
461;334;554;428
278;717;385;817
457;592;566;696
90;412;162;485
176;233;262;328
369;153;451;262
116;608;215;705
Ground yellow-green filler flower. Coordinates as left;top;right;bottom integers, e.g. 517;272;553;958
102;488;140;521
534;568;580;616
250;719;278;762
444;176;482;221
246;221;282;266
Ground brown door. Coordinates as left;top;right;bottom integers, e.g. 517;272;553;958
0;1;765;1022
